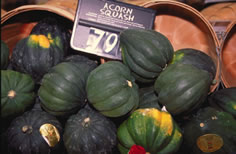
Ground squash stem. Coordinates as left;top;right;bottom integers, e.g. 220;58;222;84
8;90;16;99
82;117;90;127
22;125;33;134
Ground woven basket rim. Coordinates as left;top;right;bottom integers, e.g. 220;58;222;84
1;4;75;25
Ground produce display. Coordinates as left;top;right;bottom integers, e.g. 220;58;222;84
1;11;235;153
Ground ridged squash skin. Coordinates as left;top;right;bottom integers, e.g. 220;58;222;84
120;29;174;83
171;48;216;80
208;87;236;117
7;109;63;154
181;107;236;154
138;86;161;110
38;58;97;117
63;108;117;154
154;63;212;116
11;33;66;82
1;40;9;69
86;61;139;117
1;70;35;118
117;108;183;154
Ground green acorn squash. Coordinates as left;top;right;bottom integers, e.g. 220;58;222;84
7;109;63;154
208;87;236;117
171;48;216;80
120;29;174;83
154;63;212;116
1;70;35;118
11;33;67;82
139;86;161;110
86;61;139;117
1;40;9;70
30;16;71;53
38;58;97;117
117;108;183;154
181;107;236;154
63;108;117;154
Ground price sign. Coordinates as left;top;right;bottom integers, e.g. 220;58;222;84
71;0;156;60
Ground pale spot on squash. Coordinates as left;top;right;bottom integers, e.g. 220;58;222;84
211;116;218;120
200;123;204;127
8;90;16;99
127;80;132;87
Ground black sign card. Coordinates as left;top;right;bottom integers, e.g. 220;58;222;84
71;0;156;60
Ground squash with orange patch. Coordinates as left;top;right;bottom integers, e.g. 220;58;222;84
11;34;67;82
117;108;183;154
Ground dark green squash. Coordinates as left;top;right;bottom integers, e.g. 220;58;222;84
11;33;67;82
208;87;236;117
1;70;35;118
154;63;212;116
171;48;216;80
120;29;174;83
63;108;117;154
38;58;97;117
1;40;9;70
138;86;161;110
7;109;63;154
181;107;236;154
117;108;183;154
30;16;71;53
86;61;139;117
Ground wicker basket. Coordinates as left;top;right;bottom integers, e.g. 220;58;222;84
141;0;220;92
221;21;236;88
201;2;236;22
200;2;236;88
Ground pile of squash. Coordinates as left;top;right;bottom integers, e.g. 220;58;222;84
1;16;236;154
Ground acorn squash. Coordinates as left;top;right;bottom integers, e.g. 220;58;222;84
117;108;183;154
1;70;35;118
171;48;216;80
38;58;97;117
208;87;236;117
11;33;67;82
86;61;139;117
181;107;236;154
63;108;117;154
120;29;174;83
30;16;71;53
154;63;212;116
7;109;63;154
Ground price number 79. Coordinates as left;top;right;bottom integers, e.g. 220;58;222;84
86;27;118;54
